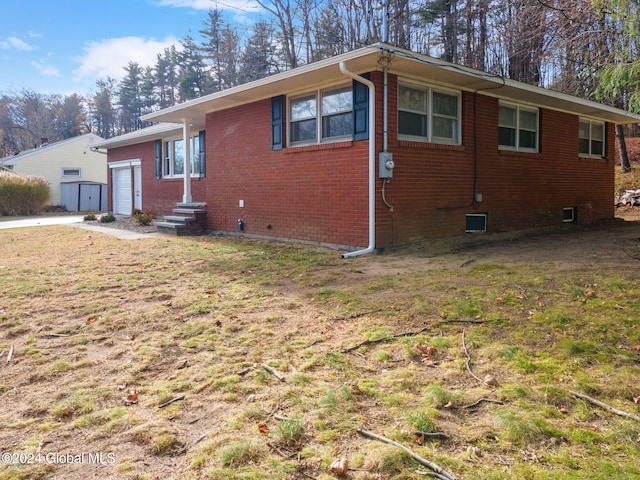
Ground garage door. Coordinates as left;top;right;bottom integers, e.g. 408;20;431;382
112;167;132;215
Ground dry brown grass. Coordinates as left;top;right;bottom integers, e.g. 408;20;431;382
1;220;640;480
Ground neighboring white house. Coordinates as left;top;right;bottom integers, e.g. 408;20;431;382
0;134;107;211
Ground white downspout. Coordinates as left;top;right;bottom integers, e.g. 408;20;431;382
339;61;376;258
182;119;192;203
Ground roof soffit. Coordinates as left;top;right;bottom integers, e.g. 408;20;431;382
141;43;640;126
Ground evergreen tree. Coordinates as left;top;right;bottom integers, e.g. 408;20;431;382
91;78;117;139
177;35;212;101
55;93;87;139
239;20;277;84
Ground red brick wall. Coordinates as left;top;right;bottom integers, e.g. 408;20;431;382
107;141;207;216
376;73;615;247
205;99;370;248
107;70;615;250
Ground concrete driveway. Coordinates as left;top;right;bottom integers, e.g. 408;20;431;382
0;215;84;229
0;216;162;239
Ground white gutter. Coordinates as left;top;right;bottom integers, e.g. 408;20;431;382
339;61;376;258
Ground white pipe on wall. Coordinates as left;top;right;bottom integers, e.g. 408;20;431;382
339;61;376;258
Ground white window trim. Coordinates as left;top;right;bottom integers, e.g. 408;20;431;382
288;84;353;147
498;101;539;153
61;168;82;179
579;118;605;158
162;135;201;179
397;81;461;145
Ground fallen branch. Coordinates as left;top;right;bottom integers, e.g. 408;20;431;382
461;329;483;384
357;429;456;480
438;319;490;324
570;390;640;423
6;346;14;363
448;398;504;410
236;367;252;376
416;471;445;478
158;395;185;408
414;431;450;441
341;327;431;353
193;430;212;445
330;309;381;321
263;364;286;382
45;333;71;338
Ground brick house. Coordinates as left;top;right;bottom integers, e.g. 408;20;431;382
93;43;640;256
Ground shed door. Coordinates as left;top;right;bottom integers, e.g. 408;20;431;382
113;167;132;215
80;184;102;212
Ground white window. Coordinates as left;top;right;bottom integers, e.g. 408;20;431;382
61;168;82;178
398;83;460;144
289;86;353;145
499;102;538;152
163;135;202;177
579;119;604;157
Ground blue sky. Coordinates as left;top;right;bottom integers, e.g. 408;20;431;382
0;0;260;96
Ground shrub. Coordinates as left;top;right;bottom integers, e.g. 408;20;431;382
100;214;116;223
83;214;97;221
0;171;50;216
133;210;153;226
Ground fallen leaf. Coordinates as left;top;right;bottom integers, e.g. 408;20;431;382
421;357;438;367
633;396;640;405
215;320;222;327
558;406;568;414
123;388;138;406
257;423;269;435
117;384;127;391
60;406;75;416
416;344;436;355
327;457;349;476
483;374;500;387
205;289;216;294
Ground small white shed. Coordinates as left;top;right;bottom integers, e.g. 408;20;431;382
0;134;106;211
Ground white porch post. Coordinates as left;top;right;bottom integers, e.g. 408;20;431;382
182;119;192;203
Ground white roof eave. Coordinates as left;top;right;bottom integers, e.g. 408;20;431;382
139;43;640;127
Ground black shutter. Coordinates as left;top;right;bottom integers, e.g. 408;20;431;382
271;95;284;150
155;139;162;179
353;73;370;141
198;130;206;177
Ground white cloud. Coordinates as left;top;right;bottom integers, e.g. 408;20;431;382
153;0;261;13
31;61;61;78
27;31;43;38
1;36;36;51
73;36;179;83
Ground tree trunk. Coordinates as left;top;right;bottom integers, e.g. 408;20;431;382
617;124;631;172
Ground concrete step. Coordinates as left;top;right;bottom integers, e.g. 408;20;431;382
153;221;187;229
163;215;196;223
173;208;206;214
177;202;207;208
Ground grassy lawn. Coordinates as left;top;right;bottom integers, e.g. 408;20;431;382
0;223;639;480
